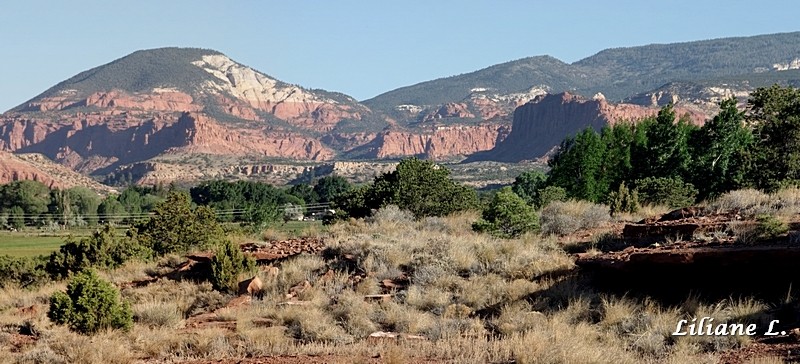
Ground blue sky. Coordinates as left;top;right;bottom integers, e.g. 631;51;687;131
1;0;799;112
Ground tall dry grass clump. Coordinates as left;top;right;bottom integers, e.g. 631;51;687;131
707;187;800;218
540;200;610;235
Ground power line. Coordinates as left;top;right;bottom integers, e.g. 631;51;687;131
2;204;333;219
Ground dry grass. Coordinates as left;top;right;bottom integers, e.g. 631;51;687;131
0;203;792;363
707;187;800;218
132;300;183;328
614;203;673;223
540;200;611;235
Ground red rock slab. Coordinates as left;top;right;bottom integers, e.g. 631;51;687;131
576;244;800;271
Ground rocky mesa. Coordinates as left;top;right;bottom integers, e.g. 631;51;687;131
469;92;707;162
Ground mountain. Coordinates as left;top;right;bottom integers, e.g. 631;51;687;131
0;47;507;184
0;48;372;179
573;32;800;100
12;47;373;131
3;33;800;186
366;32;800;121
363;56;586;113
623;70;800;114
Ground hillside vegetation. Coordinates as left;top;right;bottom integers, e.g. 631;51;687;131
365;31;800;111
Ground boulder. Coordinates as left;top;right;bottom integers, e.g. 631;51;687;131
238;276;263;296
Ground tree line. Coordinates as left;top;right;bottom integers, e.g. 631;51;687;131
511;85;800;214
0;175;355;230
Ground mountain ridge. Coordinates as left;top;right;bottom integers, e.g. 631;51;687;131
3;32;800;186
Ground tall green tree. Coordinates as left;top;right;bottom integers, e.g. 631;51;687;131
338;158;477;219
190;180;300;225
548;128;606;202
0;180;51;216
286;183;318;205
389;158;477;218
599;122;635;194
690;98;753;198
313;176;352;203
66;187;101;225
118;187;144;216
632;104;695;180
746;85;800;191
98;196;125;224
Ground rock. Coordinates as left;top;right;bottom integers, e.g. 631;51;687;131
185;252;214;264
364;294;393;302
419;102;475;122
357;125;509;160
225;295;252;308
320;269;335;283
789;328;800;341
367;331;427;341
658;207;702;222
286;280;312;299
238;276;263;296
264;266;280;279
622;223;701;238
277;300;311;306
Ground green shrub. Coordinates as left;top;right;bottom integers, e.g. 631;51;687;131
45;224;147;279
135;191;225;256
0;255;47;288
209;240;256;293
472;187;539;238
754;214;788;240
511;170;547;206
608;182;639;216
634;177;697;208
537;185;568;208
48;269;133;334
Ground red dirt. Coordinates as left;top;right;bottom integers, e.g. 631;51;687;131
720;336;800;363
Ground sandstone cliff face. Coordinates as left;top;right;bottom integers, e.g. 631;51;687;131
0;151;116;194
354;124;509;160
106;159;399;186
419;103;475;122
16;51;368;129
472;92;707;162
0;111;335;176
401;86;549;125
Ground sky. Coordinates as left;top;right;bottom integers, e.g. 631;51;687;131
1;0;799;112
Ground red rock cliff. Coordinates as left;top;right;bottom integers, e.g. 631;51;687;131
354;124;509;160
472;92;707;162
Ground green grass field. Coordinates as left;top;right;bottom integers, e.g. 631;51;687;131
0;221;325;257
0;227;113;257
0;233;68;257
